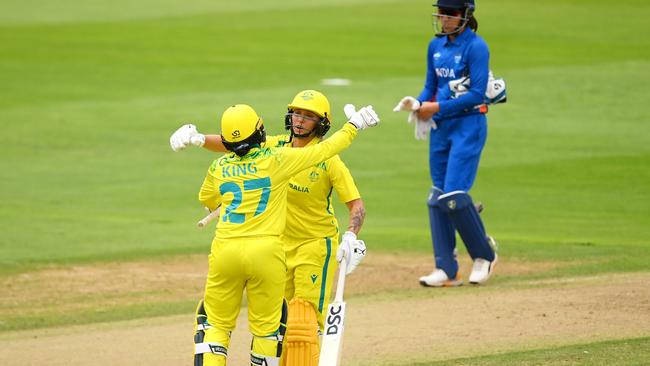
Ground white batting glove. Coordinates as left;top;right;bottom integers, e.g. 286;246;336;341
344;104;380;130
170;124;206;152
336;231;367;275
392;96;421;112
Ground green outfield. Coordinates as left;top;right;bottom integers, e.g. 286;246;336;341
1;0;649;364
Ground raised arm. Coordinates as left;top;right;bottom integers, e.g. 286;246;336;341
170;124;227;152
279;105;380;179
203;135;227;152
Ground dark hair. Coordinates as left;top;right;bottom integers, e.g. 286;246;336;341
222;126;266;157
467;14;478;32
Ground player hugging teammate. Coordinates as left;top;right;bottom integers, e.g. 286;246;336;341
170;91;377;365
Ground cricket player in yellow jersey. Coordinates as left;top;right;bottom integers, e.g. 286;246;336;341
170;90;369;366
174;101;379;366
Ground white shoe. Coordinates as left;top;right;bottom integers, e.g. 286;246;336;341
419;269;463;287
469;254;498;285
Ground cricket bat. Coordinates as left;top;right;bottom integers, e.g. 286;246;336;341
197;207;220;228
319;257;348;366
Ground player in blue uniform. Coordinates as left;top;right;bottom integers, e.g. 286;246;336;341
394;0;497;287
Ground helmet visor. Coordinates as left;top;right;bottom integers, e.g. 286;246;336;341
287;112;320;137
432;8;467;36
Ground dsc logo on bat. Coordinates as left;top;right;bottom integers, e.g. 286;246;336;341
325;303;345;335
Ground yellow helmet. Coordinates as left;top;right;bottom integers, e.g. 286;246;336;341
220;104;266;156
285;90;332;137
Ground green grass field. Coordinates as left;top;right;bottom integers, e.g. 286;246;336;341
1;0;649;364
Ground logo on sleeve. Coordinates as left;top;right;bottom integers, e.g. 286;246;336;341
310;274;318;284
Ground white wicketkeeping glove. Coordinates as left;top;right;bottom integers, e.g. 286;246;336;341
407;111;437;140
392;96;421;112
336;231;367;275
448;71;507;105
448;76;470;99
485;74;507;104
344;104;380;130
169;124;206;152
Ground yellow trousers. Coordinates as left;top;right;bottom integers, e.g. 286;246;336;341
201;236;286;365
282;235;339;330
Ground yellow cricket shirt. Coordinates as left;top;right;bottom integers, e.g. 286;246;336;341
266;136;360;240
198;123;358;239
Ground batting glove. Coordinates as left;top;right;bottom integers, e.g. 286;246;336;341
336;231;367;275
392;96;421;112
170;124;206;152
344;104;380;130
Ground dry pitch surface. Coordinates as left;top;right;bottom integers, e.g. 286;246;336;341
1;253;649;365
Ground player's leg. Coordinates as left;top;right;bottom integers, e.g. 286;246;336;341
283;236;337;366
420;186;462;287
251;300;288;366
438;191;497;284
246;238;288;366
196;239;246;365
279;238;296;366
443;115;497;284
421;124;462;286
282;241;298;307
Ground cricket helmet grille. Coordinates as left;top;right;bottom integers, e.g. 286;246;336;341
285;90;332;138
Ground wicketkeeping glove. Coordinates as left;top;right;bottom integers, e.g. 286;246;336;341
485;74;507;104
392;96;421;112
407;111;437;140
169;124;206;152
344;104;380;130
448;71;507;105
336;231;367;275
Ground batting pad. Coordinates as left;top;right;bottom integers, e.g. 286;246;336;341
281;298;320;366
438;191;495;261
428;186;459;277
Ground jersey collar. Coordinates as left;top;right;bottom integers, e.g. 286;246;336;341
444;27;473;46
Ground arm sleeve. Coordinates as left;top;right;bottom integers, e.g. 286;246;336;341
417;41;438;103
438;39;490;115
264;134;289;148
329;155;361;203
198;169;221;211
278;123;358;179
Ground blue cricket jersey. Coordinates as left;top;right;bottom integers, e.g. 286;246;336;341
417;28;490;121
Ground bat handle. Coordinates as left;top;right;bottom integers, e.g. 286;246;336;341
197;208;220;228
334;257;347;303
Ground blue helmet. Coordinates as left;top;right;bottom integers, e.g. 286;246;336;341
435;0;475;12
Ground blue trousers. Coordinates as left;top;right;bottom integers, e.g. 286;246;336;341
427;114;490;277
429;114;487;192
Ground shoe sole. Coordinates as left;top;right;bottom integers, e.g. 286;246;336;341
419;279;463;288
469;254;498;285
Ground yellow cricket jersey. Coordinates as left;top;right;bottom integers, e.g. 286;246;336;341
263;135;360;240
198;123;358;239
